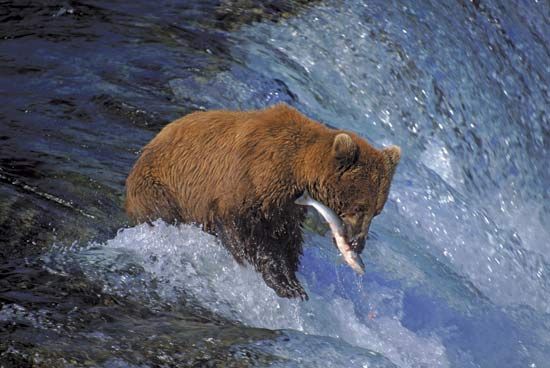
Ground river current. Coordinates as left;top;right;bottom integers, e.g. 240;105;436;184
0;1;548;367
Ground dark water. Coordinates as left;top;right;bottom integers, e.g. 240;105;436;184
0;1;548;367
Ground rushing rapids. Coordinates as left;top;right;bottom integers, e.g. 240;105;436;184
0;1;548;367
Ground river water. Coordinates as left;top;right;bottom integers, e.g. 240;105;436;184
0;1;548;367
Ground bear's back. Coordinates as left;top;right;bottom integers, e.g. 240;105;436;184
153;104;324;148
126;104;330;224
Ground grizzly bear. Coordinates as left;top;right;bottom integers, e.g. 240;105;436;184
125;104;400;300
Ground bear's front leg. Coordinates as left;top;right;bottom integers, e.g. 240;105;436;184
256;251;308;301
219;209;309;300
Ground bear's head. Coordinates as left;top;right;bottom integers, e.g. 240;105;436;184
316;133;401;254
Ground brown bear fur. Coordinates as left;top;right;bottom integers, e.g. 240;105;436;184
125;104;400;299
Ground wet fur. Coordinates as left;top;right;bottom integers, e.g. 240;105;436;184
125;104;399;299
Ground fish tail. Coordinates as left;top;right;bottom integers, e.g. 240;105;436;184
294;189;311;205
350;252;366;275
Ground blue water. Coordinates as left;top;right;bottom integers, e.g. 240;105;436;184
1;1;548;367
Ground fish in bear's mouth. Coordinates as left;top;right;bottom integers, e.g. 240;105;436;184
296;191;365;274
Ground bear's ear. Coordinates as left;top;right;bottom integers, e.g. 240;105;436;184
332;133;358;167
382;145;401;171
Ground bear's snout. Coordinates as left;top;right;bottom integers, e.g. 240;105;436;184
342;219;368;254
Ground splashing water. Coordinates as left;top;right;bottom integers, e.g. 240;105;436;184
44;221;448;368
2;0;548;367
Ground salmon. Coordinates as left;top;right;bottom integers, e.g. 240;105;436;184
295;190;365;274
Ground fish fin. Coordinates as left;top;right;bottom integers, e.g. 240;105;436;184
294;190;311;205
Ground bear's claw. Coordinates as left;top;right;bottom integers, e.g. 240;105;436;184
274;283;308;301
262;269;309;301
285;277;309;301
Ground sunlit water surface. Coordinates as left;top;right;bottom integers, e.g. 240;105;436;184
1;0;548;367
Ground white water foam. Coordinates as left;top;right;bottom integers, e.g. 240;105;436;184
420;139;464;191
63;221;450;368
251;331;399;368
391;171;550;314
233;0;550;317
